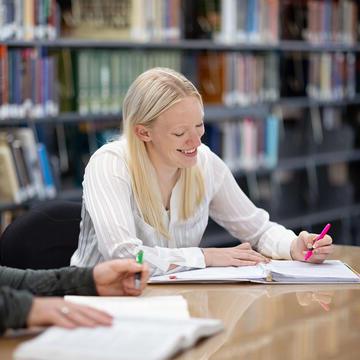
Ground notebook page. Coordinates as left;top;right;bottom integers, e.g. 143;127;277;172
14;318;223;360
64;295;190;320
150;265;266;283
268;260;360;282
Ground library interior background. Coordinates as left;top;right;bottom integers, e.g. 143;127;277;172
0;0;360;247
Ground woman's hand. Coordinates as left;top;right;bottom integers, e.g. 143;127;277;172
27;298;113;329
290;231;333;263
202;243;269;267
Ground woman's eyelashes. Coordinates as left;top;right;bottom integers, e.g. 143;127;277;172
173;132;185;137
172;123;204;137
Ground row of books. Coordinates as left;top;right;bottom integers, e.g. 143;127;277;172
198;51;357;106
0;49;358;119
0;47;359;119
62;0;181;42
1;0;359;45
0;0;59;40
307;52;356;100
0;0;181;42
0;46;58;119
0;128;56;204
75;50;278;111
305;0;358;44
130;0;181;41
219;0;279;44
75;49;181;115
203;116;279;171
222;53;279;106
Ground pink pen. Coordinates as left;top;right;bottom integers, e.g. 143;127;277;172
304;223;331;261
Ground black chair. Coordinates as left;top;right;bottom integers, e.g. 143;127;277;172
0;201;82;269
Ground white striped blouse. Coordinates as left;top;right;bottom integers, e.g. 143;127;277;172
70;138;297;274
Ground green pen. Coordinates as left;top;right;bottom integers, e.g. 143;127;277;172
135;250;144;289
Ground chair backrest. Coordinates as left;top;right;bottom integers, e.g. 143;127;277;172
0;201;82;269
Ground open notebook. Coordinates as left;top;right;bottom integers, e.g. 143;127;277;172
14;296;223;360
150;260;360;284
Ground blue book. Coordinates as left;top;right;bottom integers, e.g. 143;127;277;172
246;0;257;39
37;142;56;198
265;115;279;168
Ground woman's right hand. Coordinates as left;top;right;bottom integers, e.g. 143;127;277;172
27;298;113;329
202;243;269;267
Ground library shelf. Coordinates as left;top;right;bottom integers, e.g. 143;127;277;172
0;113;122;126
229;149;360;177
279;203;360;229
276;96;360;108
3;39;360;52
2;96;360;126
0;189;82;213
276;150;360;171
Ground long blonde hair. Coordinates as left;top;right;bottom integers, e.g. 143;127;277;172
123;68;205;238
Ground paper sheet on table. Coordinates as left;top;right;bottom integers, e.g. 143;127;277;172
64;295;190;319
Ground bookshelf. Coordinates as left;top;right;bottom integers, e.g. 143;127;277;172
0;0;360;245
4;39;360;52
2;97;360;126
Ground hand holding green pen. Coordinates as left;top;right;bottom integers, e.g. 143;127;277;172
135;250;144;289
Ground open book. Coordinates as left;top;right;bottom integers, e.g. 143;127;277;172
14;318;222;360
150;260;360;284
14;296;223;360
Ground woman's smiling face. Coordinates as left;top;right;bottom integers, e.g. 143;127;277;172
139;96;205;171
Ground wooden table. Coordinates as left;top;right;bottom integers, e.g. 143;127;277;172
1;245;360;359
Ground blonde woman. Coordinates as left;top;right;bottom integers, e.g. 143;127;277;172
71;68;333;274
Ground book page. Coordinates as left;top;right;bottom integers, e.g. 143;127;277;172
14;318;223;360
150;265;266;283
64;295;190;320
268;260;360;282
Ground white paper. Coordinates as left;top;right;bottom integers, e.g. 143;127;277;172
64;295;190;320
268;260;360;282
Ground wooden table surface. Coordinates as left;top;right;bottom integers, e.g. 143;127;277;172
1;245;359;360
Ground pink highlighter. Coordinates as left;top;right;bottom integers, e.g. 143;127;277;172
304;223;331;261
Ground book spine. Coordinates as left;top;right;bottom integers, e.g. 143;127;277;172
0;45;9;119
0;136;22;203
37;142;56;199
